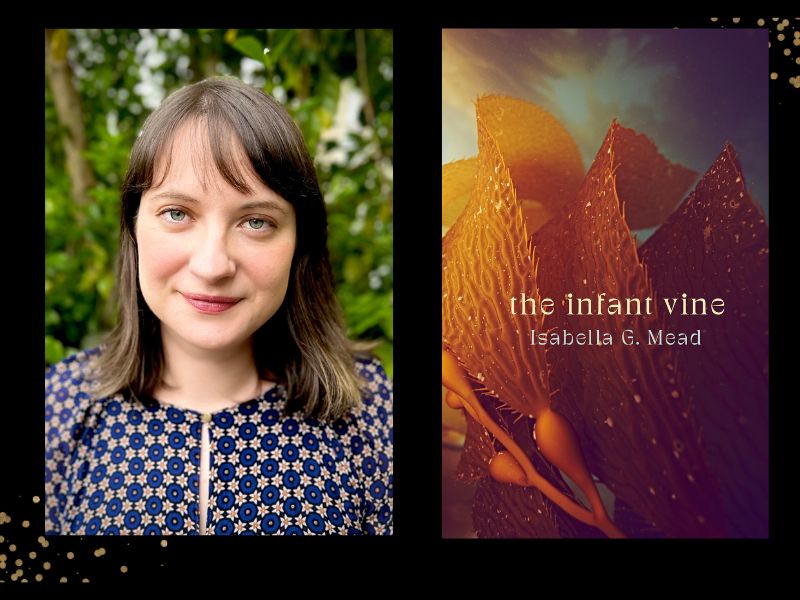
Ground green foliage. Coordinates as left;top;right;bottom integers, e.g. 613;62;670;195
45;29;393;376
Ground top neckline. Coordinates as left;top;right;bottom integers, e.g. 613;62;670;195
136;381;283;418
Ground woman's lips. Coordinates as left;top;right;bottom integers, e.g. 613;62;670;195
181;293;242;314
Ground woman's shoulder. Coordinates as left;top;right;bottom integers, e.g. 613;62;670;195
353;354;393;396
44;346;105;414
341;354;393;443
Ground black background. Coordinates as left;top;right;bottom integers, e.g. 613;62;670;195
0;16;793;585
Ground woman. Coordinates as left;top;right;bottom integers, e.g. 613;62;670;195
44;77;393;536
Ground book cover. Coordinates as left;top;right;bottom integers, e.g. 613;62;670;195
442;26;772;538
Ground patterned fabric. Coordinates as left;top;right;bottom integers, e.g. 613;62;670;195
45;348;393;535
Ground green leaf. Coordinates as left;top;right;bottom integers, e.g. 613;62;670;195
45;335;65;366
232;36;266;63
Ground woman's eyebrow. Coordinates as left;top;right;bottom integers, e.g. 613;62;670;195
148;190;288;214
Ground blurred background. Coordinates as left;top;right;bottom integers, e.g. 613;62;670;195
45;29;393;375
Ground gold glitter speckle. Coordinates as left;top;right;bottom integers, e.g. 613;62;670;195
15;558;23;567
82;578;90;583
160;540;168;547
782;19;789;27
44;562;51;570
794;39;800;46
38;536;50;548
771;72;778;80
757;18;765;26
67;551;75;559
94;547;106;557
785;48;792;55
60;577;68;583
29;551;37;560
22;520;30;528
35;574;43;582
9;544;16;552
120;565;129;573
796;57;800;64
710;17;718;22
32;496;41;504
732;17;740;23
778;33;785;41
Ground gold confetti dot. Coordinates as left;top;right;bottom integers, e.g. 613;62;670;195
710;17;718;22
29;551;37;560
0;561;6;570
22;520;30;528
82;578;90;583
35;574;43;582
94;547;106;557
9;544;16;552
38;536;50;548
732;17;740;23
44;562;51;570
32;496;40;504
15;558;23;567
771;17;778;21
120;565;129;573
794;38;800;46
758;18;765;26
67;551;74;559
60;576;68;583
0;553;5;561
0;535;4;543
778;33;785;41
785;48;791;55
777;23;784;31
796;56;800;64
771;72;778;79
11;574;18;582
160;540;168;547
782;19;789;26
15;569;23;577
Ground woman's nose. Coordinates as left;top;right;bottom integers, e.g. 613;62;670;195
188;228;236;282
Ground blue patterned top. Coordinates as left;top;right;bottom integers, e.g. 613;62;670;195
45;348;393;535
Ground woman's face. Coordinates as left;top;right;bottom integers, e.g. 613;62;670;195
136;121;297;356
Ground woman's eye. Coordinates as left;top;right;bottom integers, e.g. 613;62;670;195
245;218;268;230
167;209;186;222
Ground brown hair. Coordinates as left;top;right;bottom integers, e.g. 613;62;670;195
94;77;370;421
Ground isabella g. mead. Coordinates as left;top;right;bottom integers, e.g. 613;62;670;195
530;328;701;346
